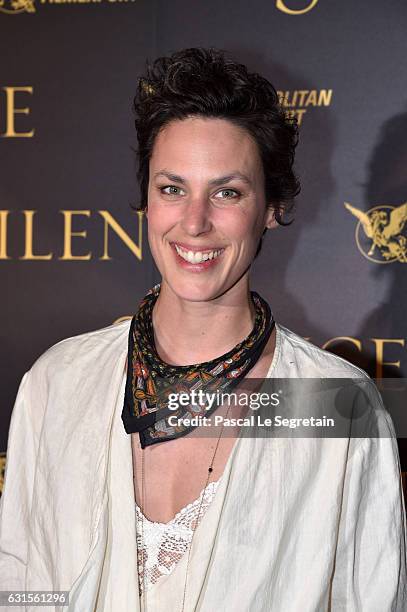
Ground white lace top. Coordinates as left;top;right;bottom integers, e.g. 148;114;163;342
135;479;221;594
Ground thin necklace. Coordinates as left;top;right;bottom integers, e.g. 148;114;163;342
137;401;232;612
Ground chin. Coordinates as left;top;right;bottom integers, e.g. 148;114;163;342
162;276;228;303
162;271;248;304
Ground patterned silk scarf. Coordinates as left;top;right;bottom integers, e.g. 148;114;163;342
122;284;275;448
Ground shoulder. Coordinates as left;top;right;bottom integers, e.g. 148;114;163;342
10;319;131;443
28;318;132;386
275;323;397;439
275;322;370;379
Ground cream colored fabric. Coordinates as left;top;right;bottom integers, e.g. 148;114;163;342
0;320;406;611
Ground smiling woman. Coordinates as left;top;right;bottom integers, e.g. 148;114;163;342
0;48;406;612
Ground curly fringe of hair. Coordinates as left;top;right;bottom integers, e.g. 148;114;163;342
133;47;300;226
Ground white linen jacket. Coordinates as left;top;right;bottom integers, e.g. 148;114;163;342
0;320;406;611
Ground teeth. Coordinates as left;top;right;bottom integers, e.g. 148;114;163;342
174;244;223;263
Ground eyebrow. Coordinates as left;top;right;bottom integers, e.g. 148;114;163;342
153;170;253;187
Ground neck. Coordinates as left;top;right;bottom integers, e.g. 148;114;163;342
152;278;256;365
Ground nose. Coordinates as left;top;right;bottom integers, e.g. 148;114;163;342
180;196;213;236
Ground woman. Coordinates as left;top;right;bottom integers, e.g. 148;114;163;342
0;48;406;612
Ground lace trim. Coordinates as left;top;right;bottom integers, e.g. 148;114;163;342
136;479;221;593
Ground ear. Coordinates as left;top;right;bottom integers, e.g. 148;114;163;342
264;206;280;230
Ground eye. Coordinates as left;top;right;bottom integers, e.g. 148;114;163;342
160;185;185;196
214;188;240;200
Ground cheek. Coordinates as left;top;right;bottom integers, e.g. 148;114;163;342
217;210;263;247
147;205;176;239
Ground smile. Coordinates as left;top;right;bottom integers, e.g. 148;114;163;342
173;244;225;264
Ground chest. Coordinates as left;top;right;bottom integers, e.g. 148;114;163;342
131;429;237;523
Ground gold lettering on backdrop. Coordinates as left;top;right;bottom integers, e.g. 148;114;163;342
2;87;34;138
0;211;11;260
305;90;317;106
279;89;332;108
113;315;132;325
321;336;362;353
277;89;332;126
318;89;332;106
290;90;307;106
276;0;319;15
290;108;306;125
0;209;144;260
99;210;143;261
371;339;405;379
60;210;91;260
304;336;406;376
20;211;52;260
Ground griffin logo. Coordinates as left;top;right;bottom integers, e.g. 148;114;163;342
345;203;407;264
0;0;35;13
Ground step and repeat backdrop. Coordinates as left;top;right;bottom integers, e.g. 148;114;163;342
1;0;407;494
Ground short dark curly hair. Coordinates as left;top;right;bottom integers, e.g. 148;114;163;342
133;47;300;226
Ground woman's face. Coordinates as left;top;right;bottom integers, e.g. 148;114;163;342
147;116;277;302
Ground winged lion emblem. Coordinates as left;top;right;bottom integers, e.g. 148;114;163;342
0;0;35;13
344;202;407;263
